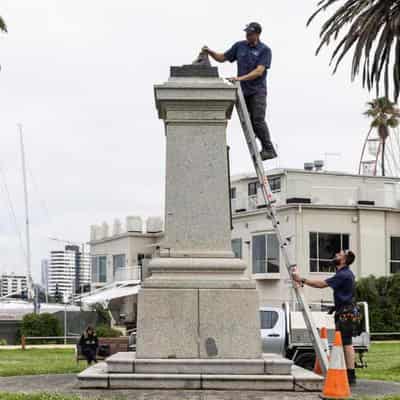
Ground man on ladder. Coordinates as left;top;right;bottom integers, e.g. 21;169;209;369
203;22;277;161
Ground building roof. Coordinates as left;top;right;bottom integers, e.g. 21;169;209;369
79;280;141;306
231;168;400;183
89;231;163;245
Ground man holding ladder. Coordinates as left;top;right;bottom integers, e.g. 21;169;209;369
292;250;358;385
203;22;277;161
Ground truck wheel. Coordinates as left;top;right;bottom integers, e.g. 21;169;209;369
294;352;315;371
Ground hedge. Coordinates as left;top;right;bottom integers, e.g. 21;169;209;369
95;325;122;338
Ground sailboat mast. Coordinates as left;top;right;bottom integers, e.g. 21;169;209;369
18;123;34;301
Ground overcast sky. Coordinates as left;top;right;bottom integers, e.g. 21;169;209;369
0;1;373;281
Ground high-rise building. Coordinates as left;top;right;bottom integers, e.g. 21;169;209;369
0;273;28;297
48;246;91;302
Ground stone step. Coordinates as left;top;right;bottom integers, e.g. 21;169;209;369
106;352;293;375
78;362;323;391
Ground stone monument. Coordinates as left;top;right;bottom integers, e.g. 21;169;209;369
136;54;261;361
78;55;321;391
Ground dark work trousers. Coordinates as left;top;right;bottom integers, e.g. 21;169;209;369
244;94;272;150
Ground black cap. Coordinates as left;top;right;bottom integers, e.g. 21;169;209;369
244;22;262;34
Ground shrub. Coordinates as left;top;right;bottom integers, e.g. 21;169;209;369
356;274;400;333
21;313;62;343
95;325;122;338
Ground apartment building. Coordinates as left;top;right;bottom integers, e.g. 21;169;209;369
0;273;27;297
48;245;91;302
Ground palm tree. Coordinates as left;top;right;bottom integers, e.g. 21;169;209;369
0;16;6;33
308;1;400;101
364;97;400;176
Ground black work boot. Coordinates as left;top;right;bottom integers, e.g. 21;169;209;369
347;369;357;386
260;145;277;161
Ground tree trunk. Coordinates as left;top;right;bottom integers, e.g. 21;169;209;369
381;139;386;176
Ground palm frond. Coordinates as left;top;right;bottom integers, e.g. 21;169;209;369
308;0;400;101
0;16;7;33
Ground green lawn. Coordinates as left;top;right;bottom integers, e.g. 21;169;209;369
0;349;85;377
0;342;399;383
358;342;400;382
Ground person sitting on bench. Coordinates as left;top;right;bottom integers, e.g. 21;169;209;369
79;326;99;365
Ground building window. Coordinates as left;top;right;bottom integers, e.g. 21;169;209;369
390;237;400;274
230;187;236;199
248;181;258;196
113;254;126;276
91;256;107;283
252;233;280;274
231;239;242;258
309;232;349;273
268;176;281;192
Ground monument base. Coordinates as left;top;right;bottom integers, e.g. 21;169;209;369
77;353;323;391
136;257;262;360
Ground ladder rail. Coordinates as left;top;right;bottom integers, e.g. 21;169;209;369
234;82;329;375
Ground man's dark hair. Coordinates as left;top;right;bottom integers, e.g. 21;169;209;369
345;250;355;266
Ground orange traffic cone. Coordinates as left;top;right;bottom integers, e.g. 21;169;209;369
314;326;329;375
320;331;351;399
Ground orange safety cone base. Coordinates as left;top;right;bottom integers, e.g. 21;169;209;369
320;331;352;400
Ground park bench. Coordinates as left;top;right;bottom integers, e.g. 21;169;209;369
76;336;130;364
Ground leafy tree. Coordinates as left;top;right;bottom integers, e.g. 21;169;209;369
308;1;400;101
364;97;400;176
21;313;62;343
356;274;400;332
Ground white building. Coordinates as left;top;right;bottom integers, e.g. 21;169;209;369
89;217;163;289
48;245;91;302
0;273;27;297
230;167;400;306
88;216;162;326
88;168;400;313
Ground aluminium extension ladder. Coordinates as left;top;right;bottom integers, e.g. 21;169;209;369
233;82;329;375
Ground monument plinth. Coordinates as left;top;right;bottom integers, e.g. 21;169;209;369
78;58;322;391
137;61;262;360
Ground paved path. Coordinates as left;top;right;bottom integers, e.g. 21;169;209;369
0;374;399;399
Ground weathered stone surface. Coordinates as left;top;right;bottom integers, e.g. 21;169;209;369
199;375;294;391
107;353;292;375
136;288;199;359
109;374;202;390
263;353;293;375
170;65;218;78
144;257;254;287
291;365;323;392
106;352;135;373
78;362;109;388
77;361;321;392
198;289;262;359
154;77;236;258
